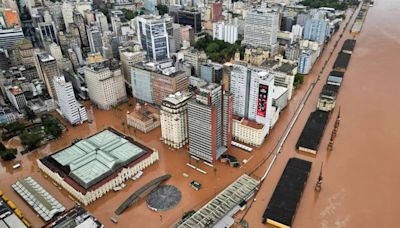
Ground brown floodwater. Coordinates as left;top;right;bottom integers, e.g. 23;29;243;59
1;1;397;228
242;0;400;227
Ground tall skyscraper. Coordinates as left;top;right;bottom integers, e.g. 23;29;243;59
83;61;127;110
160;91;192;149
230;63;250;117
87;25;103;53
188;83;232;163
137;15;170;62
37;22;58;46
54;76;88;125
243;9;279;50
34;53;61;99
62;1;74;31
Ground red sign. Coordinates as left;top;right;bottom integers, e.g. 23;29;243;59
257;84;268;117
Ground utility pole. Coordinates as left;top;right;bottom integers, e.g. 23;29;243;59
315;162;323;192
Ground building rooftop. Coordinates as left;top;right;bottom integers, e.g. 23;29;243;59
276;63;297;75
12;177;65;222
333;52;351;70
40;128;153;192
38;53;55;62
134;61;186;77
43;206;103;228
162;91;192;106
8;86;23;95
127;104;159;123
342;39;356;52
178;175;259;228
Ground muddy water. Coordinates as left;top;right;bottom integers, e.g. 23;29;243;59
242;0;400;227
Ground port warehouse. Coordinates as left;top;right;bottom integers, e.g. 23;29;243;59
0;190;31;228
262;158;312;228
177;174;259;228
37;127;159;206
296;40;355;154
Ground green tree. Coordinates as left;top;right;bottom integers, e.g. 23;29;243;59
19;130;42;150
24;107;36;123
4;121;25;133
0;142;6;151
294;73;305;89
0;149;17;161
156;4;169;15
42;117;63;138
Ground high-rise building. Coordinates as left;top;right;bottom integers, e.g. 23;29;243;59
298;49;313;74
87;25;103;53
230;63;275;126
73;10;88;47
291;24;303;40
304;18;328;43
131;62;189;105
183;48;207;76
4;9;20;27
177;9;201;34
213;22;238;44
54;76;88;125
120;51;145;86
243;9;279;50
34;53;61;99
160;91;191;149
37;22;58;46
0;27;24;51
212;2;223;22
143;0;157;14
49;43;63;61
83;61;127;110
137;15;170;62
230;63;250;117
94;11;108;34
200;62;223;84
188;83;232;163
62;1;74;31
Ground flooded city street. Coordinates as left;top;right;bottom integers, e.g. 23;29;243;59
1;1;398;228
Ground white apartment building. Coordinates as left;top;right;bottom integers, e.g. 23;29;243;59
84;62;127;110
243;9;279;50
213;22;238;44
232;117;269;147
95;12;109;34
160;92;191;149
54;76;87;125
292;24;304;40
230;63;250;117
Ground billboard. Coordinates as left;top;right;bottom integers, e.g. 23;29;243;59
257;84;268;117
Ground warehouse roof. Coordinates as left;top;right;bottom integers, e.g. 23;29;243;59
41;128;153;191
296;111;329;152
178;175;259;228
320;84;340;98
263;158;312;227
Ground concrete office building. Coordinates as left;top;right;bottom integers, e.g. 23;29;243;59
87;25;103;53
160;91;191;149
230;63;250;118
38;128;159;206
95;11;109;34
131;62;189;105
62;1;74;31
243;9;279;51
183;48;207;76
0;27;24;51
120;51;145;86
54;76;88;125
37;22;58;46
34;53;61;99
212;22;238;44
49;43;63;61
292;24;303;40
188;83;232;163
5;86;27;113
298;49;314;74
137;15;170;62
83;61;127;110
200;62;223;84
